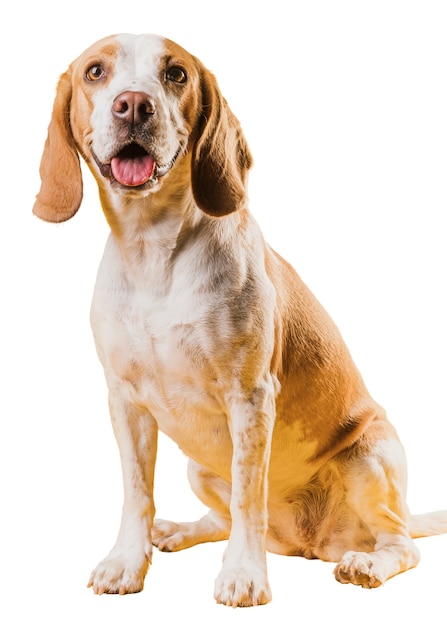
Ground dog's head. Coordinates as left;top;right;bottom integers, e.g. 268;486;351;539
33;34;253;222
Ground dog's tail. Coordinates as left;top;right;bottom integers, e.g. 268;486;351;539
409;511;447;538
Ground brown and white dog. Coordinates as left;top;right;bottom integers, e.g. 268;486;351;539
33;34;447;607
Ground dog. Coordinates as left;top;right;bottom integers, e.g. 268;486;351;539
33;33;447;607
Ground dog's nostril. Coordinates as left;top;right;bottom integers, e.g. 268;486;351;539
112;91;155;124
138;103;152;117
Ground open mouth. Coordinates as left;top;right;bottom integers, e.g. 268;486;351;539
111;144;156;187
94;143;180;188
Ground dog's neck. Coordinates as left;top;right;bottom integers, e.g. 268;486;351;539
92;152;251;297
94;159;243;295
96;156;197;263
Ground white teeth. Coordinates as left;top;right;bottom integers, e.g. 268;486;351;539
155;148;181;177
156;161;173;176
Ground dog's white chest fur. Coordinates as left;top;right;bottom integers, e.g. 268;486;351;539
90;228;256;474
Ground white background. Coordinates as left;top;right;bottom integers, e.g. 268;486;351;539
1;1;446;624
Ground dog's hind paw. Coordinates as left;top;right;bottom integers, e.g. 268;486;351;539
333;551;385;588
152;514;229;552
152;519;188;551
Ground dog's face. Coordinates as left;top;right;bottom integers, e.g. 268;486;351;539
33;33;253;222
70;34;201;196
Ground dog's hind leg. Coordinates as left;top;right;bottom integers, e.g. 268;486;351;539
333;436;420;587
152;459;231;551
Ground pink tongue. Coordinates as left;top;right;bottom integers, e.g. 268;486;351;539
111;153;156;186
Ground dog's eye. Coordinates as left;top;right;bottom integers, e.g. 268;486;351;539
166;66;187;84
86;64;105;81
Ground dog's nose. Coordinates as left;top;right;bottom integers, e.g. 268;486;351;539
112;91;156;125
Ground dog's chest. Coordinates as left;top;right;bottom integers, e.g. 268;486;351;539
91;239;235;470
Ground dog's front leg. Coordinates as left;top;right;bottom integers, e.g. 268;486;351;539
214;379;275;607
88;389;157;594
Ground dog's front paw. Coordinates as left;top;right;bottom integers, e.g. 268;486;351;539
334;551;384;588
87;552;149;595
214;565;272;607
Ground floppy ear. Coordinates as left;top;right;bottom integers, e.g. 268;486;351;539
33;70;83;222
191;68;253;217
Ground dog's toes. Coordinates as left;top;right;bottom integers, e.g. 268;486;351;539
334;551;384;588
214;565;272;607
88;552;149;595
152;519;185;551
